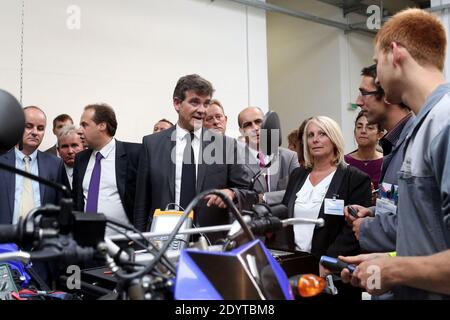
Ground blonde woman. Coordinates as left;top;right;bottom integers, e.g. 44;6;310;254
267;116;371;298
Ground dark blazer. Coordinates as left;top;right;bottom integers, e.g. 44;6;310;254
71;140;141;224
134;126;257;233
266;163;372;259
0;149;65;224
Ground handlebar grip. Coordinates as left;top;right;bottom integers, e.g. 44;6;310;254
269;204;288;219
320;256;356;273
0;224;19;243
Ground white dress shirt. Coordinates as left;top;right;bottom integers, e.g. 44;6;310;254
64;164;74;188
175;125;202;208
82;138;130;236
293;170;336;253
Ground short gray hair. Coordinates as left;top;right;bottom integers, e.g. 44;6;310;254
58;125;78;139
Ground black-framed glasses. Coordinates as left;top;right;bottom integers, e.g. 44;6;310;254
359;90;381;97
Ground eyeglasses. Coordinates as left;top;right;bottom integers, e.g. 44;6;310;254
359;90;381;98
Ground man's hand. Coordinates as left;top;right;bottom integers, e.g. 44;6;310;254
319;264;332;278
343;204;374;225
352;218;364;240
339;253;392;295
205;189;235;209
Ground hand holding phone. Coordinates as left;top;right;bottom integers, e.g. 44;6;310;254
320;256;356;274
347;205;359;218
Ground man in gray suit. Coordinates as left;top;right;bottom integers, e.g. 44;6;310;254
0;106;65;224
134;75;257;238
237;107;299;206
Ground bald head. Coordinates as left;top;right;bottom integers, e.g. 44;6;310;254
238;107;264;150
20;106;47;155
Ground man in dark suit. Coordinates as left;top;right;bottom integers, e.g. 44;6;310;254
238;106;299;205
0;106;66;289
134;74;256;238
57;125;85;189
0;106;65;224
44;114;73;157
72;104;140;235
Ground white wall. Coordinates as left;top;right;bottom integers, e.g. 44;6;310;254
0;0;268;150
432;0;450;80
267;0;374;153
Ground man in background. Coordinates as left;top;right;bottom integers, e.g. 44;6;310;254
73;104;141;235
153;118;173;133
203;99;227;135
238;106;299;205
57;125;84;188
45;114;73;156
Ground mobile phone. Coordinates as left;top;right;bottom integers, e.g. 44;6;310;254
347;205;359;218
320;256;356;274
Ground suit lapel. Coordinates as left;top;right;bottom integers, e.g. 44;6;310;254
4;150;16;219
245;163;266;191
78;150;92;189
166;128;176;201
269;152;281;191
37;151;46;202
115;140;126;203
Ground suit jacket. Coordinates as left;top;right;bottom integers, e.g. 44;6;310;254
71;140;141;224
0;148;65;224
244;146;299;205
44;144;58;157
266;163;371;259
134;126;257;233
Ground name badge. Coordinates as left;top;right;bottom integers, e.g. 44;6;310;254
324;198;345;216
375;198;397;216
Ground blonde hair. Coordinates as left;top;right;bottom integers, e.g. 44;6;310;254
375;8;446;71
303;116;345;169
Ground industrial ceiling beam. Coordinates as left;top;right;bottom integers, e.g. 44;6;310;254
220;0;377;36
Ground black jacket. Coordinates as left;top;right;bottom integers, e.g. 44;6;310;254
266;163;371;259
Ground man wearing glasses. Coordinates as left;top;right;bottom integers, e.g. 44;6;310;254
203;99;228;135
344;64;414;256
134;74;257;241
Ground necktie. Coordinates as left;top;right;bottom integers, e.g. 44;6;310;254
20;156;34;218
180;133;196;210
258;151;266;168
258;151;269;191
86;152;103;213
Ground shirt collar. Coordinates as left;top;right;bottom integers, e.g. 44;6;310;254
248;146;273;163
96;138;115;159
15;147;38;162
176;124;202;141
382;112;413;146
64;164;74;176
